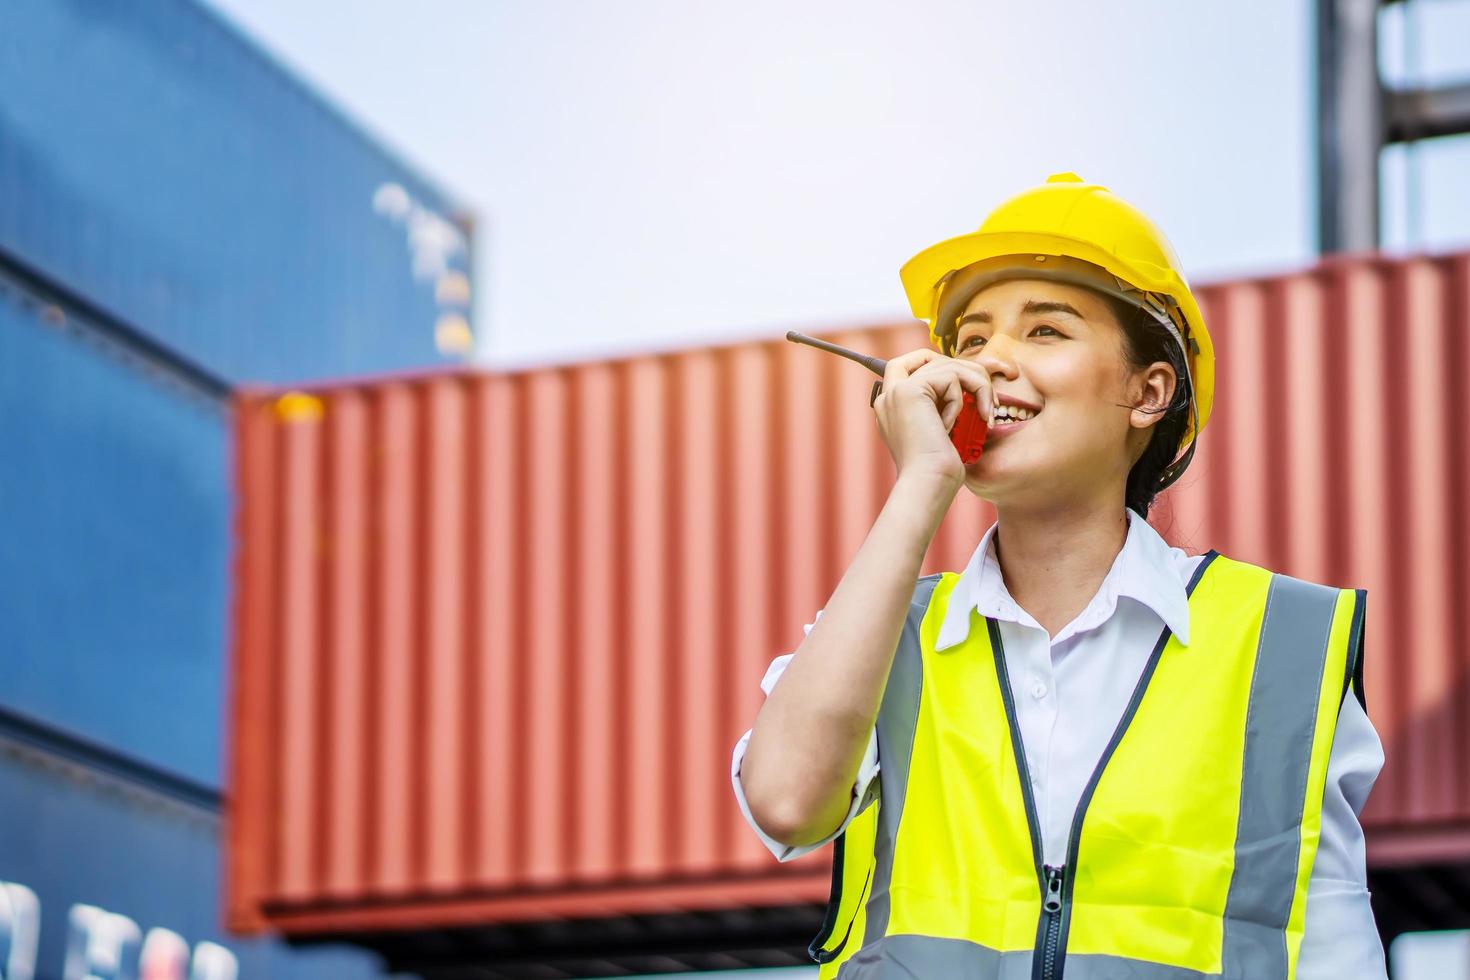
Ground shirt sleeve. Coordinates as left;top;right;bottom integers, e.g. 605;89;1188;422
1296;690;1389;979
729;610;882;862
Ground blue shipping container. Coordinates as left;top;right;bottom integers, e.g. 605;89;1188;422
0;731;392;979
0;274;227;787
0;0;474;385
1;3;481;972
0;152;403;980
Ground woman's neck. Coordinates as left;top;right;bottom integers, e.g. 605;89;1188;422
992;497;1131;640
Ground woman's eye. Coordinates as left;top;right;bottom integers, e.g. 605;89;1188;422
960;326;1058;351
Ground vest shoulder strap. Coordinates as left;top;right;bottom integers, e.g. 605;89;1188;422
1204;552;1367;716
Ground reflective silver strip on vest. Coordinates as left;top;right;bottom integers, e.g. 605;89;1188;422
861;574;942;947
1220;573;1339;977
849;571;1340;979
838;935;1209;979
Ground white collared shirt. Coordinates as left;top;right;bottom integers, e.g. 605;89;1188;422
730;508;1388;978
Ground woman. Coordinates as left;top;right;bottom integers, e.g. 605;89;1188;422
730;173;1386;979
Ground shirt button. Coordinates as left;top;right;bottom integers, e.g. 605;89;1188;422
1030;678;1048;699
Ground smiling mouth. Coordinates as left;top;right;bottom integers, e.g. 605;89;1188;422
990;404;1040;427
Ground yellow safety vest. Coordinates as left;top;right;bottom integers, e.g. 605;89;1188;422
809;551;1366;980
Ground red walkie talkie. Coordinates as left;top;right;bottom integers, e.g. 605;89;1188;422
785;331;988;465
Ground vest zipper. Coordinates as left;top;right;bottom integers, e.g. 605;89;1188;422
988;554;1218;980
984;620;1061;980
988;613;1193;980
1039;864;1065;980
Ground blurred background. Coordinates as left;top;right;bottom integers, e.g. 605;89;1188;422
1;0;1468;977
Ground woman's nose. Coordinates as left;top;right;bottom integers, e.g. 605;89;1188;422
976;333;1021;380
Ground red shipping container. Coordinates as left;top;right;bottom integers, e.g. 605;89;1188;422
227;249;1470;953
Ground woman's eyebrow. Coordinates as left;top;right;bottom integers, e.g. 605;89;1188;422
957;299;1084;329
1022;299;1084;319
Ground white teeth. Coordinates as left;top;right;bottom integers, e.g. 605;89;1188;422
993;404;1038;422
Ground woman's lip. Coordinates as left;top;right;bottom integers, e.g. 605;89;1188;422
994;394;1043;414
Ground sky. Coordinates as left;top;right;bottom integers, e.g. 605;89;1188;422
201;0;1469;371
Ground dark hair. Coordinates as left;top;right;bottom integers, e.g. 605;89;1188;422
1100;293;1194;517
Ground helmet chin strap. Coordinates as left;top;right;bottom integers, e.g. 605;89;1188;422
1155;394;1201;492
1115;392;1198;493
1113;358;1200;492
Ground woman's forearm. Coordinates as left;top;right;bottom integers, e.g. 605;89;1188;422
740;471;959;845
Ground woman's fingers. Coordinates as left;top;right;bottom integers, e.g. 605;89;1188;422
871;348;998;484
909;356;992;427
881;348;945;388
940;375;962;430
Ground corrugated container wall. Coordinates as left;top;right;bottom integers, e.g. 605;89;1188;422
0;274;227;784
229;250;1470;940
0;0;474;384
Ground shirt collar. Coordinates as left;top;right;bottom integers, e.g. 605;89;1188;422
934;508;1191;651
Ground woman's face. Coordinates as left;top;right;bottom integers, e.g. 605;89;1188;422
953;278;1173;510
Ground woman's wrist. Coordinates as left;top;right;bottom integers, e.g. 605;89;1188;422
893;468;963;509
887;470;962;545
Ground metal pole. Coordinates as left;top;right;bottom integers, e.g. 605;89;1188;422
1316;0;1385;254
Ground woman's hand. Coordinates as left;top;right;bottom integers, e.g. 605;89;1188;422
873;348;993;487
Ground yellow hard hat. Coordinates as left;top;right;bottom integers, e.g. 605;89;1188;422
899;172;1215;483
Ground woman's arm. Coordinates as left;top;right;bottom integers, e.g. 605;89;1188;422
738;471;957;847
730;646;882;861
1295;693;1389;979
